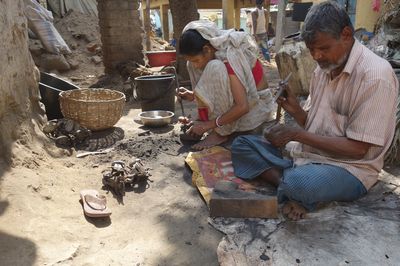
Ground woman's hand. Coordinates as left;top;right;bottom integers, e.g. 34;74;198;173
187;120;214;136
178;116;191;125
177;87;195;102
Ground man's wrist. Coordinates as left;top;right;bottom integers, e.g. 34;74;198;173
288;104;305;118
293;128;305;142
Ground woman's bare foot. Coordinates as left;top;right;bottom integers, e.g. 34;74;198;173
282;201;307;221
191;131;228;150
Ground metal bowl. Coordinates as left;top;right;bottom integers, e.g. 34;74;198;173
138;110;174;127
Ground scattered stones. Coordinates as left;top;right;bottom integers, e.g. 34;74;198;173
260;253;270;261
86;42;99;53
69;42;78;50
91;55;102;64
27;184;42;192
66;58;80;69
29;40;43;57
40;54;71;71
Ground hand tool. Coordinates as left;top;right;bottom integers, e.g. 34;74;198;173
161;66;185;117
274;72;292;123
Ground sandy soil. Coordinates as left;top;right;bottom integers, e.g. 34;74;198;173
0;95;226;265
0;59;299;266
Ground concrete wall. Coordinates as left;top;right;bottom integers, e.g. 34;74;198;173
0;0;42;163
354;1;380;32
97;0;144;74
300;0;381;32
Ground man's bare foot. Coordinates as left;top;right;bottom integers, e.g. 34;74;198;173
191;131;228;150
282;201;307;221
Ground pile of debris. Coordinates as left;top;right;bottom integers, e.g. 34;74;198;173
151;36;175;51
366;2;400;163
102;160;150;198
368;8;400;72
42;118;125;151
28;9;102;77
43;118;91;147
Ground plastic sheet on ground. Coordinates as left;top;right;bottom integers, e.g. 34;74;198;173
185;146;276;205
209;171;400;266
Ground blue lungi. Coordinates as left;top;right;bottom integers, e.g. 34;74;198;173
231;135;367;210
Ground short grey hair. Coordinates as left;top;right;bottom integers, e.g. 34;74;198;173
256;0;264;6
301;1;354;44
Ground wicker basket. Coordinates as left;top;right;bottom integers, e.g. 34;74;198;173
59;89;125;131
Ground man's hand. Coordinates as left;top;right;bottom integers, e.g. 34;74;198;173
276;86;308;127
264;124;302;148
276;86;300;115
177;87;195;102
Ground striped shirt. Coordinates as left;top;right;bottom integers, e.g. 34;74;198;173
290;40;399;190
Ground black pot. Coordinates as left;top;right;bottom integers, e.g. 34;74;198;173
39;72;79;120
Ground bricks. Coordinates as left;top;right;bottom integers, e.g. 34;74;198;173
209;181;278;218
97;0;144;73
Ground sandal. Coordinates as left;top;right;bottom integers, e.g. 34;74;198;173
80;189;112;218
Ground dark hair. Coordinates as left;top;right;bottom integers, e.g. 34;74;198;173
256;0;264;6
301;1;354;43
179;29;210;56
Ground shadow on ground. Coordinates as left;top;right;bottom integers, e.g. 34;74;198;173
210;172;400;265
155;160;222;265
139;151;222;265
0;200;37;266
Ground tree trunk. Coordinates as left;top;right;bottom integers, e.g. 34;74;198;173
0;0;44;164
169;0;199;81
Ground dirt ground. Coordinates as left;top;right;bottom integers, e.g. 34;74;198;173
0;94;226;265
0;59;284;266
4;58;397;265
0;60;277;265
0;58;276;265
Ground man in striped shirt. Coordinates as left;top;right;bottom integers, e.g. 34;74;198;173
231;1;398;220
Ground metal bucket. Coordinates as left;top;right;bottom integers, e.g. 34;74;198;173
133;74;176;112
39;72;80;120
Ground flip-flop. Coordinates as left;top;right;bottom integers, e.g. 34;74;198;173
80;189;112;218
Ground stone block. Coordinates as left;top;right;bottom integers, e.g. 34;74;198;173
209;181;278;218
